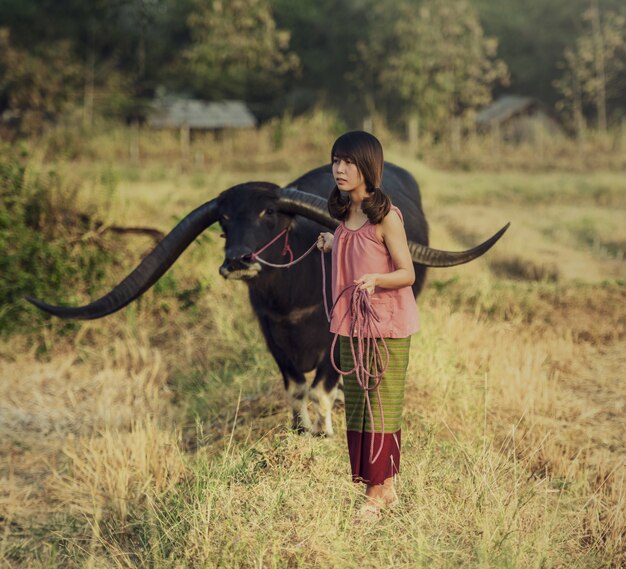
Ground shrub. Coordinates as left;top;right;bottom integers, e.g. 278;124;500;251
0;147;115;334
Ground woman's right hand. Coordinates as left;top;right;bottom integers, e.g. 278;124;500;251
317;232;334;252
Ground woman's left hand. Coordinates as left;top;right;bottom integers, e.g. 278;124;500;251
354;274;378;296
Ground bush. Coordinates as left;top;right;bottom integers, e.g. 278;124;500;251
0;147;115;334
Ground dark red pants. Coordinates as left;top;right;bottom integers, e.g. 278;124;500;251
346;430;401;485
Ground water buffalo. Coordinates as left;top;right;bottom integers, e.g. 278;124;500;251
27;162;508;435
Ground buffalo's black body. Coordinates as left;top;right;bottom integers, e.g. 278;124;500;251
216;162;428;433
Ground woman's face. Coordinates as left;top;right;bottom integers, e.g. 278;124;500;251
332;156;366;193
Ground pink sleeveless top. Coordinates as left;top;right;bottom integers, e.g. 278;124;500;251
330;205;420;338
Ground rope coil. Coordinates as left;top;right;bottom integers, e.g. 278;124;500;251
251;229;391;463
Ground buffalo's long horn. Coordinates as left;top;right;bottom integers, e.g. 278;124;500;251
277;187;509;267
277;187;339;229
407;223;510;267
26;200;220;319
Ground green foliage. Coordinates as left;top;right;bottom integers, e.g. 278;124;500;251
1;0;625;138
0;149;115;334
181;0;300;111
351;0;509;133
475;0;626;116
0;28;81;134
474;0;589;105
271;0;374;119
555;2;626;131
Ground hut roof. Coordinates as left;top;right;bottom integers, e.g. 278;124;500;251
476;95;537;126
148;97;256;129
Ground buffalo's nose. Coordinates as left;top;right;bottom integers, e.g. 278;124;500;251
224;254;253;268
219;253;254;278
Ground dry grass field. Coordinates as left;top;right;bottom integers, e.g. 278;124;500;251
1;129;625;567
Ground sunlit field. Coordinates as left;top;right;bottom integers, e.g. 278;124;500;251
1;127;625;568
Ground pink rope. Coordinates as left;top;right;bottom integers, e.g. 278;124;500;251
250;228;294;264
251;229;390;462
252;240;315;269
328;285;390;463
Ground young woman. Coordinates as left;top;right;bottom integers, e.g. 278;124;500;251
317;131;419;518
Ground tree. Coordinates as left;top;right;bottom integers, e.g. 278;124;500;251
555;1;626;131
350;0;508;136
271;0;379;121
181;0;300;110
555;47;588;136
0;0;199;124
0;28;81;134
474;0;626;108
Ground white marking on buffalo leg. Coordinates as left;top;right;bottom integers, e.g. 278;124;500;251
287;381;311;432
309;384;337;437
334;377;345;405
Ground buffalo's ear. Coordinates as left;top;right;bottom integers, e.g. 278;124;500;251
26;199;221;320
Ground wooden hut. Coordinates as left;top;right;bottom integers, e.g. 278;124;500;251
146;96;257;161
476;95;563;143
148;96;256;132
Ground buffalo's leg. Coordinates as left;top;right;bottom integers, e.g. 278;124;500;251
277;361;312;433
285;373;312;433
334;376;345;405
309;360;340;437
256;314;313;433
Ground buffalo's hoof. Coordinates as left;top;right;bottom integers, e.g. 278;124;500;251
291;421;308;435
313;431;335;439
311;424;335;438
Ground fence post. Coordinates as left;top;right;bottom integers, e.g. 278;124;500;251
491;122;501;157
534;121;545;159
129;121;140;164
407;115;419;155
198;130;208;168
180;123;190;161
451;117;462;156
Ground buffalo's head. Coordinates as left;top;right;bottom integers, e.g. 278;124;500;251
216;182;294;281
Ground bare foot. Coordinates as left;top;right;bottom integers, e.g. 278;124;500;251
365;477;399;508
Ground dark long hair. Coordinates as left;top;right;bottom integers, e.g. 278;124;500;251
327;131;391;224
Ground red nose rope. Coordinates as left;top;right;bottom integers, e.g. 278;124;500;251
250;228;390;463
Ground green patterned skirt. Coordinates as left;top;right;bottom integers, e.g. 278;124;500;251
340;335;411;484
